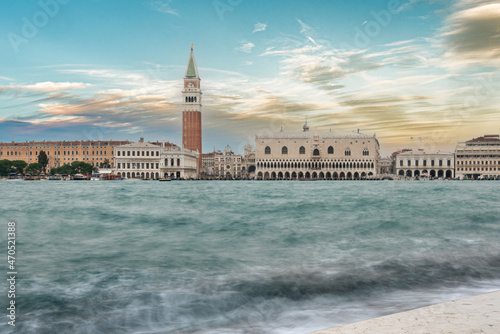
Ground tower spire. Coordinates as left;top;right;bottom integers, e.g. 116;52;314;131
185;43;199;78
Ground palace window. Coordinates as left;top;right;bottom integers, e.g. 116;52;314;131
265;146;271;154
363;148;369;156
313;149;320;156
345;148;351;156
328;146;334;154
282;146;288;155
299;146;305;154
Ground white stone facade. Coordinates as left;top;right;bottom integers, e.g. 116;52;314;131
160;147;198;179
114;138;199;179
455;135;500;180
114;139;162;179
255;129;379;180
394;150;454;179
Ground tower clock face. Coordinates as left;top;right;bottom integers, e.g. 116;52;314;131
188;83;194;88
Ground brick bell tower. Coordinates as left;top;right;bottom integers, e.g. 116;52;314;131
182;43;202;169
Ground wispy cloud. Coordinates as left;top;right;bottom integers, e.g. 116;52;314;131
253;22;267;33
442;1;500;66
236;41;255;53
0;81;91;93
297;18;313;35
150;0;179;16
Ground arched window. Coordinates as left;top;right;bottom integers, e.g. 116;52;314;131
265;146;271;154
185;97;188;103
194;97;197;103
299;146;305;154
345;148;351;156
328;146;334;154
363;148;369;156
282;146;288;155
313;149;320;156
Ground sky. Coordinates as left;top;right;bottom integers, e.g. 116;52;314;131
1;0;499;155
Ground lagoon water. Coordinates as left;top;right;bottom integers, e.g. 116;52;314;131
1;181;500;333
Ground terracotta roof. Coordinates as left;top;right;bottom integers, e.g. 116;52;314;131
467;135;500;143
0;140;130;147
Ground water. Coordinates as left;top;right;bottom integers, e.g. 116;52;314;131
1;181;499;333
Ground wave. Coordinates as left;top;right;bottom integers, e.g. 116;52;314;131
221;251;500;300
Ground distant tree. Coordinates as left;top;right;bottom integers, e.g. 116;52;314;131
38;151;49;174
51;164;73;175
11;160;27;175
71;161;95;175
25;163;43;175
0;160;14;176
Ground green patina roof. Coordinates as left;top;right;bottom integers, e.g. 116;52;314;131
186;55;197;77
185;46;199;78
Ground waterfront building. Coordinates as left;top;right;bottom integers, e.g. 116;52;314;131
255;121;380;180
214;145;243;179
160;147;198;179
114;137;162;179
394;149;454;179
242;144;256;179
455;135;500;180
182;44;202;169
0;140;129;170
201;151;216;177
113;137;198;179
378;157;394;175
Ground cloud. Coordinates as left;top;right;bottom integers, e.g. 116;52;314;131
0;81;91;94
236;41;255;53
443;1;500;66
262;42;380;90
150;0;179;16
253;22;267;33
0;76;14;81
297;18;313;35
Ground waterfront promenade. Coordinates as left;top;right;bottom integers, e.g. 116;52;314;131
311;290;500;334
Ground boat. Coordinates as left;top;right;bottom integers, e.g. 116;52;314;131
91;173;101;181
103;174;125;181
159;177;172;182
72;174;87;180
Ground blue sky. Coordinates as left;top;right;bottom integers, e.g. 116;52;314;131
1;0;499;155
